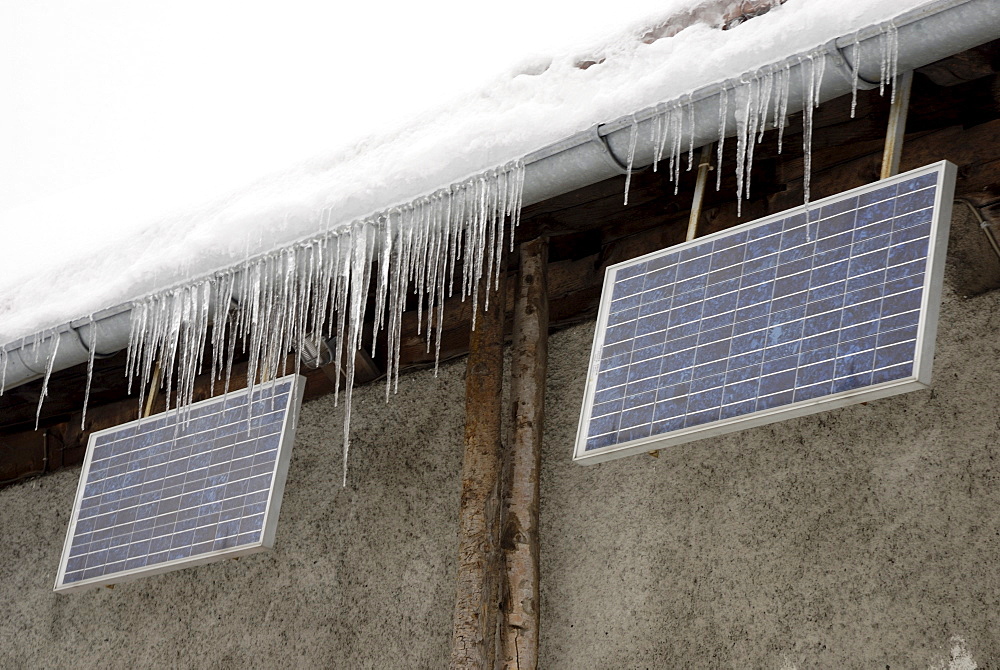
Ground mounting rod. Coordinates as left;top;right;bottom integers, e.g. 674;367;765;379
687;143;715;242
880;70;914;179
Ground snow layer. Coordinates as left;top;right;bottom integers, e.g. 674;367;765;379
0;0;935;346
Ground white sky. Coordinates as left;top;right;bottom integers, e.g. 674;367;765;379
0;0;669;275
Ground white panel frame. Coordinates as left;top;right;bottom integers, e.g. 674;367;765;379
54;374;306;593
574;161;956;465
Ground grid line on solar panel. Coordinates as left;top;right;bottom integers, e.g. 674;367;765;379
56;377;300;590
580;167;947;456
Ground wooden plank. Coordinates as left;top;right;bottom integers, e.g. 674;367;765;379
451;270;507;670
0;429;49;484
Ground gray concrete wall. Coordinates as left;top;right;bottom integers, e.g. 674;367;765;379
1;207;999;669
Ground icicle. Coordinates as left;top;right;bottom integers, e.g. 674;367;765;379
744;74;763;206
672;102;683;194
385;212;402;400
776;63;791;155
887;21;899;103
801;55;814;209
686;96;696;171
733;76;751;217
433;199;451;373
470;178;488;330
801;50;826;217
665;105;677;190
494;172;507;289
878;23;898;100
0;346;7;397
483;179;497;311
878;26;887;98
339;221;373;486
35;332;60;430
125;303;141;395
623;117;639;206
650;105;664;172
492;176;505;294
510;160;525;235
850;34;861;118
716;87;728;192
445;188;459;298
757;67;773;145
81;317;97;430
731;67;770;217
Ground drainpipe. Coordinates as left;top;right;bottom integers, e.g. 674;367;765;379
2;0;998;394
955;198;1000;261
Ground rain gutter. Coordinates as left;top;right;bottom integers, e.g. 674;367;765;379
3;0;998;394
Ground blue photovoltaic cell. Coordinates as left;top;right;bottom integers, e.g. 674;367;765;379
55;375;302;591
578;164;953;460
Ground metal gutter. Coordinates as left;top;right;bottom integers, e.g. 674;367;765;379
2;0;998;394
520;0;1000;205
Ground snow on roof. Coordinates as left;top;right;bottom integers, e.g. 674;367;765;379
0;0;932;346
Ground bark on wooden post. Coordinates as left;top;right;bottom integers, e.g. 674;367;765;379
451;271;507;670
501;237;548;669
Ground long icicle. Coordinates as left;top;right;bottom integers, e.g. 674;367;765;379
623;117;639;206
81;317;97;430
35;332;61;430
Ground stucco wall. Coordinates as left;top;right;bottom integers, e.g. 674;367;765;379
1;207;998;669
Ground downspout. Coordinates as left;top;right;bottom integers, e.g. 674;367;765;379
955;198;1000;261
2;0;998;394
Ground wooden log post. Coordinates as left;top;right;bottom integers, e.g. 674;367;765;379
500;237;549;669
451;270;507;670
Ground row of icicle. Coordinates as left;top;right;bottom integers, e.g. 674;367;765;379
622;23;900;214
3;22;903;484
125;162;525;485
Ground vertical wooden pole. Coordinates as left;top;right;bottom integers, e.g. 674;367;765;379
880;70;913;179
143;362;162;418
451;270;506;670
686;143;714;242
500;237;548;670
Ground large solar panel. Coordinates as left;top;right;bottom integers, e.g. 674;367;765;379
575;161;956;464
54;374;305;592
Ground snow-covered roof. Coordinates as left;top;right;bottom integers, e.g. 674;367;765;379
0;0;937;347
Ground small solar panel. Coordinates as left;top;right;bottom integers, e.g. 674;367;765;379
575;161;956;464
54;374;305;592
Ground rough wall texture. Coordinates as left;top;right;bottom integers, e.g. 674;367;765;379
1;206;998;669
0;368;466;670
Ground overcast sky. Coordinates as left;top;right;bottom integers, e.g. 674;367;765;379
1;1;668;266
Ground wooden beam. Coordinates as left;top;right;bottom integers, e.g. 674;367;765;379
451;270;507;670
501;238;548;669
316;345;383;389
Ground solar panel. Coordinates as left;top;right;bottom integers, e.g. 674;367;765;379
54;374;305;592
575;161;956;464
